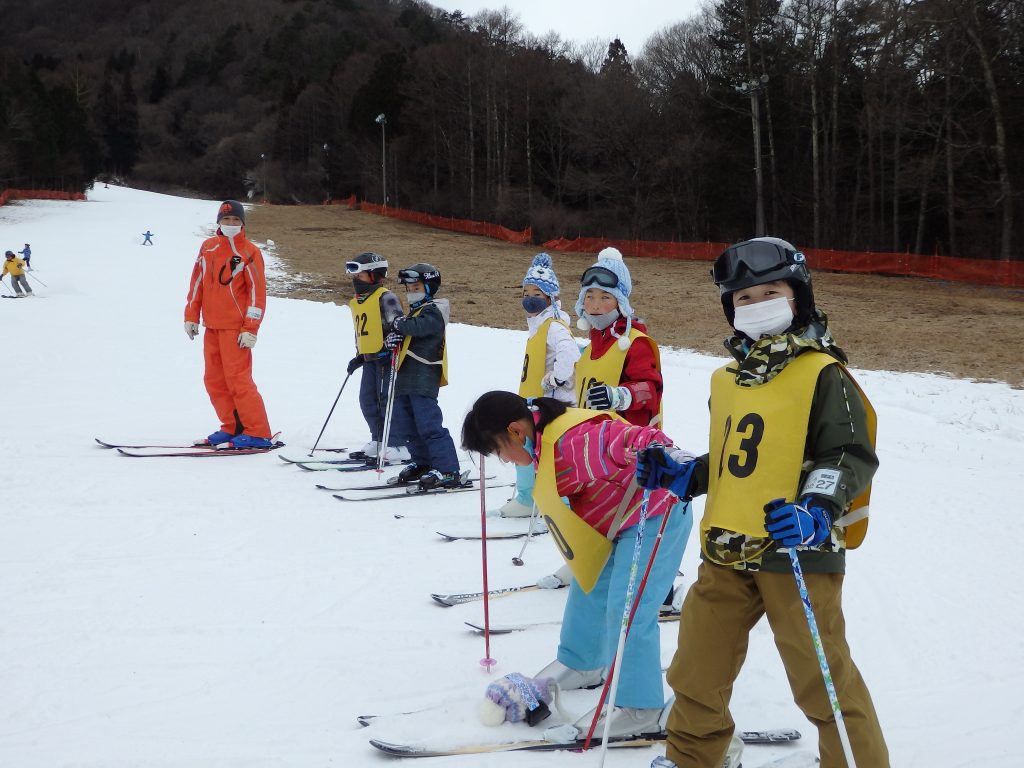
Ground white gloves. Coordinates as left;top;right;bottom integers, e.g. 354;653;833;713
585;383;632;411
238;331;257;349
184;321;200;340
537;564;572;589
541;371;566;392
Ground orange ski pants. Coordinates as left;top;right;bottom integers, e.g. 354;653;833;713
202;328;271;439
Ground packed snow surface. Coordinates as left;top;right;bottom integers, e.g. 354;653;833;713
1;186;1021;766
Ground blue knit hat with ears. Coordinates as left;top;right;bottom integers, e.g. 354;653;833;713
575;247;634;348
523;252;560;297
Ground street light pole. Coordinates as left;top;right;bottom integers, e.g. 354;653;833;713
375;113;387;208
260;153;267;204
736;75;769;237
323;143;330;203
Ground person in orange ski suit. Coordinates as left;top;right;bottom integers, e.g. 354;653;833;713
183;200;273;448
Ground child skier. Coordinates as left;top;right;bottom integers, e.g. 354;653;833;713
2;251;33;296
18;243;31;270
183;200;274;448
493;252;580;518
638;237;888;768
344;251;409;464
142;231;154;245
385;263;461;490
536;247;690;606
462;392;693;739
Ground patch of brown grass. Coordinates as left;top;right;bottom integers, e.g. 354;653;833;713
247;204;1024;388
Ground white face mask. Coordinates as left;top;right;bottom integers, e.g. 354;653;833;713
733;296;795;338
220;224;242;238
584;308;619;331
406;290;426;304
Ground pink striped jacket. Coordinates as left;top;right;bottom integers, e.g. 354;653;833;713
534;414;679;537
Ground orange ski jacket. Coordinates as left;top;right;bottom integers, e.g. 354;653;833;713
184;231;266;334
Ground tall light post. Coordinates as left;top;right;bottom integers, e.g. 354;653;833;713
260;153;267;204
735;74;769;237
323;143;330;202
375;113;387;208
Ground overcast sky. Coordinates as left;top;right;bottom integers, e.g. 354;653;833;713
427;1;705;58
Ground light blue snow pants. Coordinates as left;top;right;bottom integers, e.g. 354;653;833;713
556;499;692;709
513;463;536;505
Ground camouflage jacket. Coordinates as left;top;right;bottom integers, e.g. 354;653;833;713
691;345;878;574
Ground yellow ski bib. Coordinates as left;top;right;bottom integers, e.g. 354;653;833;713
704;351;875;549
348;287;386;355
533;408;627;593
397;303;449;387
574;329;662;426
518;317;570;398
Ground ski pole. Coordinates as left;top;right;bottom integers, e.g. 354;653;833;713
786;547;858;767
478;454;497;671
376;348;400;475
582;489;660;762
309;370;353;456
511;502;540;566
26;272;48;288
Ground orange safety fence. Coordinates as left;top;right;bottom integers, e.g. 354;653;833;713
358;201;532;245
325;195;358;207
543;236;1024;289
0;188;86;206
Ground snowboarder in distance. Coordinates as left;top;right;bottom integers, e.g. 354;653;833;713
2;251;33;296
142;231;154;245
183;200;274;449
18;243;31;270
344;251;410;465
638;237;888;768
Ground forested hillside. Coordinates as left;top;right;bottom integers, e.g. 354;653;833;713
1;0;1021;258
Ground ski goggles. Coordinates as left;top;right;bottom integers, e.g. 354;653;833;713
346;259;388;275
580;265;620;290
397;268;439;283
712;241;804;285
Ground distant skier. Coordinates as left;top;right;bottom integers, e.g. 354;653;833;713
2;251;33;296
18;243;31;270
142;231;154;245
183;200;273;448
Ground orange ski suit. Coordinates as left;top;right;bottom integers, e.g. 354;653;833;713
184;229;271;439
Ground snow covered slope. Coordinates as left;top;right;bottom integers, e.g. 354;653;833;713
0;186;1021;766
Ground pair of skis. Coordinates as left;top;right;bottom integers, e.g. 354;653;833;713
95;437;287;457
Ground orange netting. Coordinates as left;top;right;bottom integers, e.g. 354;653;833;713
325;195;358;207
358;201;532;245
542;237;1024;289
0;188;86;206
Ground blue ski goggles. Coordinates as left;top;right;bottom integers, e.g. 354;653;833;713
580;265;620;290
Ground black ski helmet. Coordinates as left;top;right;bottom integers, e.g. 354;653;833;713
397;262;441;297
712;237;816;327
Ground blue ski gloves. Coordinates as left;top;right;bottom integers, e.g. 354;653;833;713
636;445;698;500
586;382;631;411
763;497;833;547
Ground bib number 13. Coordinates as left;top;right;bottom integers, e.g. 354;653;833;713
717;412;765;479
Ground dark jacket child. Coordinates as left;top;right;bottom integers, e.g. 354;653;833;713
344;252;409;464
386;263;460;490
640;237;888;768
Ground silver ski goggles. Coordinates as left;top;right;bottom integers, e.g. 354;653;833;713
346;259;389;275
580;265;620;289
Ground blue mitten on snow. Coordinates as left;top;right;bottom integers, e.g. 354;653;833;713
763;497;833;547
480;673;556;727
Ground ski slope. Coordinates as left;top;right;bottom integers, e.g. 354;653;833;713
1;186;1021;767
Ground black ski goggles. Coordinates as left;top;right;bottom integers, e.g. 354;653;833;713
712;241;804;285
580;265;620;290
398;268;439;283
346;259;388;275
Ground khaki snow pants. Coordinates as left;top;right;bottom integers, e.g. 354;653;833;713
663;561;889;768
